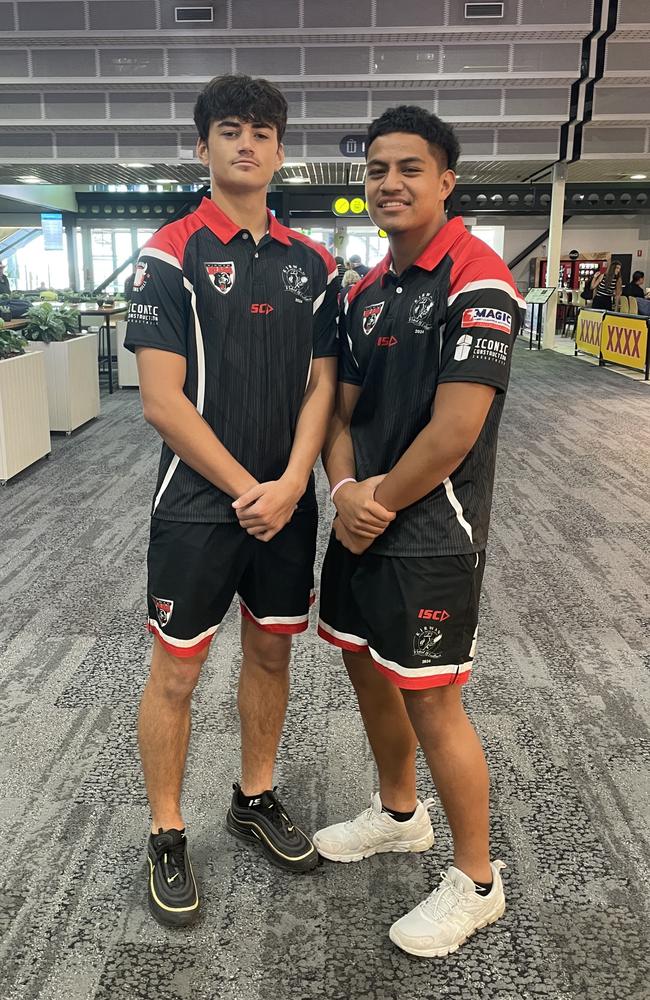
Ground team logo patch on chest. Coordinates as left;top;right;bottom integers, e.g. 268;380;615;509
282;264;311;301
362;302;385;335
461;307;512;334
205;261;235;294
408;291;437;332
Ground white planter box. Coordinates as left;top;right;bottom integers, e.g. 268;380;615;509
0;350;51;484
27;333;100;434
116;320;140;388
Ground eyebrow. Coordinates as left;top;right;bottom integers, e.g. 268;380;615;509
366;156;427;168
216;119;273;130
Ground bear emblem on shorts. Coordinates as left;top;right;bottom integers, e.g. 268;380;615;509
413;626;443;659
153;596;174;629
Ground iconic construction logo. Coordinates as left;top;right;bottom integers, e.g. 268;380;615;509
205;261;235;294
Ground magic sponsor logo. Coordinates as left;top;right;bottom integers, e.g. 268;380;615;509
128;302;159;323
461;307;512;335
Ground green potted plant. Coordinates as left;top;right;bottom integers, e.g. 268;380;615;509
23;302;99;434
0;317;50;483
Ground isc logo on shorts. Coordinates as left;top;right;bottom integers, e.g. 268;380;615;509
461;307;512;334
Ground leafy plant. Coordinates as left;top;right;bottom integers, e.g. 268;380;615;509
23;302;67;343
57;306;80;335
0;321;28;360
39;289;57;301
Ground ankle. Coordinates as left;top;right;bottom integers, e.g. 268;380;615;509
379;789;417;813
151;816;185;835
454;858;492;884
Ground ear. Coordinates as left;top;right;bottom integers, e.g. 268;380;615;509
196;136;209;167
440;169;457;200
275;141;285;172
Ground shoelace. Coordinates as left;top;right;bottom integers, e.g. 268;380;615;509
152;835;187;882
263;788;296;835
420;871;466;921
345;796;435;835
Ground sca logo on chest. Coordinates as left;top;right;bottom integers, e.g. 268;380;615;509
362;302;384;335
205;261;235;295
461;307;512;334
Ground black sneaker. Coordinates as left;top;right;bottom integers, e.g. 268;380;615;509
226;784;319;873
146;828;200;927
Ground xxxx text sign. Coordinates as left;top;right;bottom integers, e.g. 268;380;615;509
601;314;648;372
575;309;604;358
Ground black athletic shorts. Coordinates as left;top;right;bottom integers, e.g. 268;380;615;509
318;533;486;690
147;509;317;658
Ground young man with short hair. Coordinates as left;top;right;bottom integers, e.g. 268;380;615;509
125;74;338;926
315;106;524;957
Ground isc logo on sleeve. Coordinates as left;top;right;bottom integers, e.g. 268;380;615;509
461;307;512;335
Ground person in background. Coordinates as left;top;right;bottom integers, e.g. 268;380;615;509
342;268;361;288
348;253;370;277
335;256;346;281
591;259;622;311
622;269;645;300
0;261;10;296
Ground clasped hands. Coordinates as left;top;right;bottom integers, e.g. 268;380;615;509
332;476;396;555
232;475;303;542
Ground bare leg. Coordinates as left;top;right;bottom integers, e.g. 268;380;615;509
138;637;206;834
343;650;419;812
237;618;292;795
402;685;491;884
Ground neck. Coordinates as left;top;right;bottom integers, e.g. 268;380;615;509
210;186;269;242
388;209;448;276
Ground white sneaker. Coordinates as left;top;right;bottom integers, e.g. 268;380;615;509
389;860;506;958
313;792;435;863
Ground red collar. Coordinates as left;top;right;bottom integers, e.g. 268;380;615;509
380;216;467;283
194;196;291;246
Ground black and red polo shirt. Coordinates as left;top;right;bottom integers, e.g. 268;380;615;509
340;215;525;558
125;196;338;522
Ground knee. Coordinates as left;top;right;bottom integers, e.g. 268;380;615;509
243;627;291;674
149;644;207;701
402;685;464;733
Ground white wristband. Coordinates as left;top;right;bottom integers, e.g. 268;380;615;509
330;477;356;502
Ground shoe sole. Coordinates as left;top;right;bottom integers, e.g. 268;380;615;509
226;810;319;873
388;899;506;958
313;828;434;863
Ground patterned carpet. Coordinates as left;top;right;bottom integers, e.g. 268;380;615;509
1;345;649;1000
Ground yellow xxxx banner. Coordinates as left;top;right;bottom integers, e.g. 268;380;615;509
575;309;603;358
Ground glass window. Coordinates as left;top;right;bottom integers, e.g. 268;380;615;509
12;232;69;291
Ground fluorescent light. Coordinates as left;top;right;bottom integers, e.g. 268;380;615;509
17;175;45;183
283;162;307;169
152;178;175;183
631;173;647;180
286;176;305;183
119;162;153;168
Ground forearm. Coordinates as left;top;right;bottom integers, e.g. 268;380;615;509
284;363;336;493
374;422;469;512
146;393;257;498
321;411;356;488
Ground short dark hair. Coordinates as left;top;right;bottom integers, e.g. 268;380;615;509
194;74;288;143
633;270;644;282
366;105;460;172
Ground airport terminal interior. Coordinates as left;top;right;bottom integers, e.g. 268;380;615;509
1;1;650;998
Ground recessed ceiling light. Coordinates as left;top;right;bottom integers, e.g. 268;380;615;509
631;173;647;180
17;175;45;183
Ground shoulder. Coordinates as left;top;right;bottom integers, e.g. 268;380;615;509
447;230;525;310
140;212;206;269
345;261;387;313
